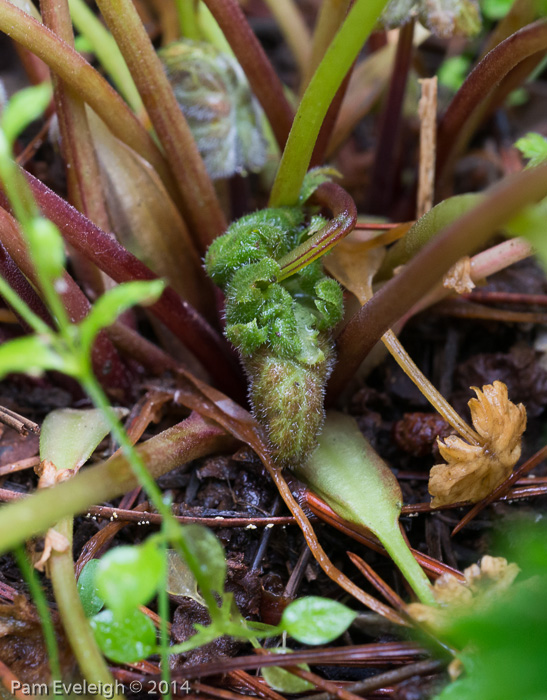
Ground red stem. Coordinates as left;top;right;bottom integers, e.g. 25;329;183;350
0;175;241;397
437;19;547;187
367;19;415;215
329;162;547;398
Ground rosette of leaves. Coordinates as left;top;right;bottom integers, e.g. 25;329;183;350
159;40;267;179
205;178;343;467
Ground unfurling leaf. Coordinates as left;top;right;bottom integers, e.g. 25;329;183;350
159;40;267;179
428;381;526;507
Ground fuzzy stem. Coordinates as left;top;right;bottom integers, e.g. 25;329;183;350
437;19;547;187
329;162;547;397
269;0;390;207
95;0;226;253
0;0;176;199
48;518;118;698
0;413;234;553
202;0;294;151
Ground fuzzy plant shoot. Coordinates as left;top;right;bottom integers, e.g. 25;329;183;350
205;176;344;467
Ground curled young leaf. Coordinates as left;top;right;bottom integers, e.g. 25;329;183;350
428;381;527;507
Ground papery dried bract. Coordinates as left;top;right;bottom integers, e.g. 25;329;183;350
428;381;526;506
407;555;520;631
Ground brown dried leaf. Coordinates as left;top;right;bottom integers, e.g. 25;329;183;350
407;555;519;631
428;381;526;506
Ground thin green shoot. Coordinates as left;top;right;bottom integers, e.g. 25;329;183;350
68;0;145;119
13;545;65;696
269;0;390;207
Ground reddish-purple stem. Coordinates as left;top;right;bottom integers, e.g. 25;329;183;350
328;161;547;398
0;175;241;396
0;206;131;393
437;19;547;186
367;19;415;215
202;0;294;151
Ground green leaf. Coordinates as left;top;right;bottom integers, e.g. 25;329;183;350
515;132;547;169
505;198;547;271
0;334;65;381
95;540;164;613
480;0;514;20
261;650;315;694
281;596;356;645
176;524;226;596
438;55;471;92
295;412;435;605
379;193;483;278
77;559;105;617
78;279;165;353
0;83;52;146
298;167;340;204
25;218;66;282
40;407;128;473
165;549;206;607
90;607;156;663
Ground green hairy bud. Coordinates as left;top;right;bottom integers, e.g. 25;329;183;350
204;176;344;466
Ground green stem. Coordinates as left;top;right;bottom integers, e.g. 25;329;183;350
68;0;145;118
81;373;222;618
381;529;436;606
48;518;119;699
157;532;172;700
0;0;175;197
13;545;64;692
95;0;227;252
175;0;201;40
0;413;233;553
269;0;390;207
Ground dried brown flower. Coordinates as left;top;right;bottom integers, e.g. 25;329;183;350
407;555;520;631
428;381;526;507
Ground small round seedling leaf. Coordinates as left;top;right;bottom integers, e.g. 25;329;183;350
90;608;156;663
281;597;356;645
95;540;163;613
178;524;226;596
261;650;315;694
77;559;105;617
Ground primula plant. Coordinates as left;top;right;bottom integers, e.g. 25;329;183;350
0;0;546;698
